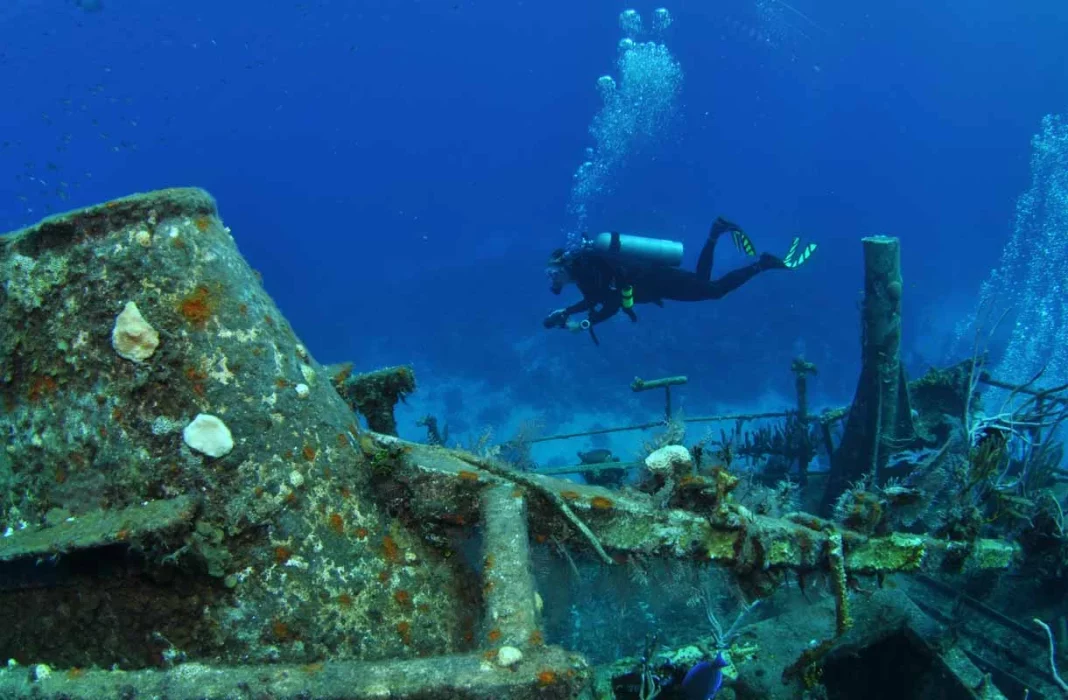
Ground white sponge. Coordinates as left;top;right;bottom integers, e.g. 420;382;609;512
111;301;159;362
644;444;692;476
183;414;234;458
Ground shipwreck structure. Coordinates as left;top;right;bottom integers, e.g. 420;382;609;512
0;189;1046;698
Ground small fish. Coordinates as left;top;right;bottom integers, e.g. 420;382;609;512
680;652;728;700
577;449;619;465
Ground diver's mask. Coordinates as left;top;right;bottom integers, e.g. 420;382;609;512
546;264;571;295
546;247;574;295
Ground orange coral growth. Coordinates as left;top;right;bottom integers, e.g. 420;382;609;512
537;670;557;687
336;433;349;448
302;444;317;461
337;593;353;608
529;629;544;646
26;375;58;403
333;364;353;385
590;496;614;510
457;470;480;482
393;589;412;608
559;490;580;501
66;667;84;680
353;526;368;539
396;621;412;645
178;285;216;327
381;535;401;563
195;216;211;232
271;619;291;640
487;628;502;643
275;378;290;389
184;367;207;396
328;513;344;534
274;545;293;564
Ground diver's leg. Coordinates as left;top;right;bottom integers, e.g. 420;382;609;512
696;218;734;281
701;253;786;300
699;217;754;280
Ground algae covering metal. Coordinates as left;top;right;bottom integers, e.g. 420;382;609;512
0;495;196;562
0;189;469;668
381;435;1018;578
0;647;590;700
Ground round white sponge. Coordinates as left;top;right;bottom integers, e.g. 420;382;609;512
644;444;692;476
183;414;234;458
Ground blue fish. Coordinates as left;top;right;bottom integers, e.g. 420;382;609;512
680;652;729;700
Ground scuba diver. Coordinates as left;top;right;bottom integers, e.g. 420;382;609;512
543;216;816;344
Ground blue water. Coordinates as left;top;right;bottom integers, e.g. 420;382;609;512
2;0;1067;454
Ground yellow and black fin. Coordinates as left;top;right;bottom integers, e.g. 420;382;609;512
731;229;756;257
783;238;817;268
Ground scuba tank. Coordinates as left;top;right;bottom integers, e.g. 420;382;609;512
588;232;684;267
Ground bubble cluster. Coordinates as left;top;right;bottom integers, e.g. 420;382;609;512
962;114;1068;391
652;8;673;33
619;9;642;38
567;9;683;241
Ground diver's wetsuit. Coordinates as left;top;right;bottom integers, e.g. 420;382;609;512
566;225;785;326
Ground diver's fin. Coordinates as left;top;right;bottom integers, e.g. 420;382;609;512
731;229;757;257
783;238;817;268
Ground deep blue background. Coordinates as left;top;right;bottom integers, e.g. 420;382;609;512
2;0;1066;436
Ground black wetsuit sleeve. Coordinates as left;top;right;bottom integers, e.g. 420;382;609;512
587;294;621;325
564;298;592;315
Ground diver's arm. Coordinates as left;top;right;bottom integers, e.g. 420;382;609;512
544;299;590;329
587;296;621;325
564;298;592;315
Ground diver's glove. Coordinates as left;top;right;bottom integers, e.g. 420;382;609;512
543;308;569;329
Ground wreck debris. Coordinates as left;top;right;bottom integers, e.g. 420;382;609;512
0;496;197;563
0;189;465;667
453;450;615;566
480;484;541;647
328;362;415;435
386;435;1018;578
631;374;688;419
822;236;920;513
1033;618;1068;693
791;356;819;481
0;647;589;700
826;531;852;636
